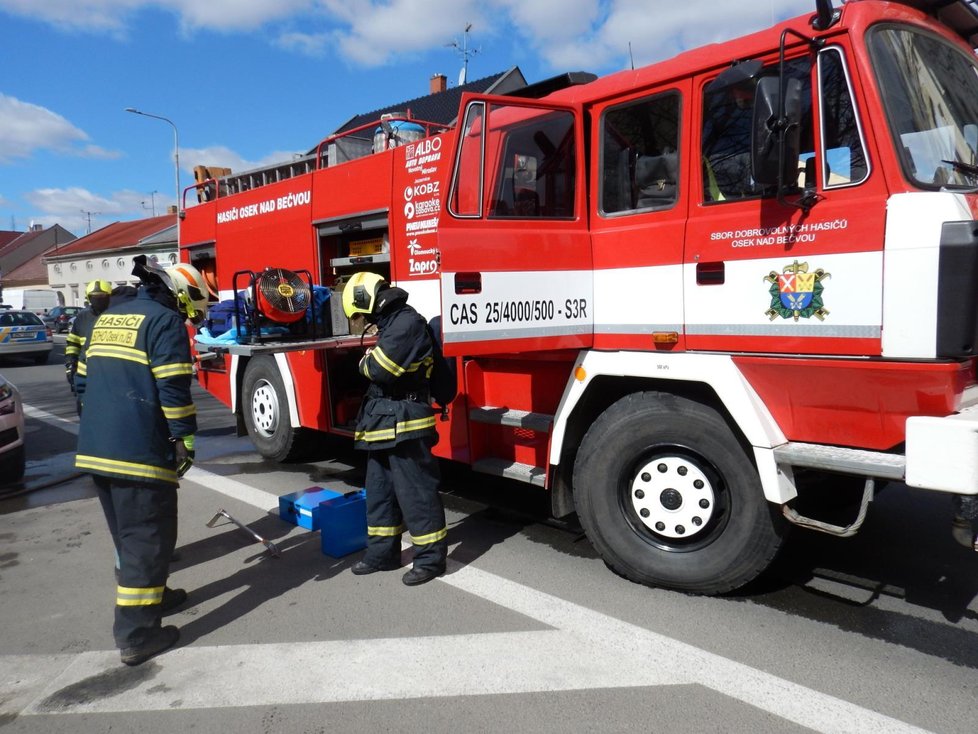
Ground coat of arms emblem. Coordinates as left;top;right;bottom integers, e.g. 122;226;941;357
764;260;830;321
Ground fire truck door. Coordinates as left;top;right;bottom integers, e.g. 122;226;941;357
438;96;592;357
589;84;690;351
685;49;885;356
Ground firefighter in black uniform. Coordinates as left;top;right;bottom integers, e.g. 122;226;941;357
343;271;448;586
65;279;112;415
75;256;209;665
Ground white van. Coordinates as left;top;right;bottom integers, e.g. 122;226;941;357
0;289;61;315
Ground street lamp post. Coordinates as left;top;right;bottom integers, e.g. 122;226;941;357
125;108;181;246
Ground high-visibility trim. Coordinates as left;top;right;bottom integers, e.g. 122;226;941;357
370;347;406;377
398;416;437;432
354;415;436;442
162;404;196;419
152;362;194;379
116;585;164;606
86;344;150;365
77;362;87;376
368;524;405;537
411;527;447;545
76;454;178;483
355;427;397;442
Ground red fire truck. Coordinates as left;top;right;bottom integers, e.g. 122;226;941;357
182;0;978;594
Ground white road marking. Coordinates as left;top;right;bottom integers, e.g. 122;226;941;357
11;404;935;733
23;404;78;434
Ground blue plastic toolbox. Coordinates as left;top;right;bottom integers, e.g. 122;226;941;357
320;489;367;557
278;487;342;530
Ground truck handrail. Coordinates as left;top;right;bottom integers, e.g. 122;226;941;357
313;114;451;171
185;113;453;206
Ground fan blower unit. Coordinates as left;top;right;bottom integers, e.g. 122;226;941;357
255;268;311;324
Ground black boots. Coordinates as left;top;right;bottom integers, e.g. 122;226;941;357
120;625;180;666
401;566;445;586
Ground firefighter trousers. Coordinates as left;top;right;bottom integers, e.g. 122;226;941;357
363;435;447;572
94;475;178;649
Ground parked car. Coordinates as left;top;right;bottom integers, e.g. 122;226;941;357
0;309;53;364
0;374;25;484
43;305;83;333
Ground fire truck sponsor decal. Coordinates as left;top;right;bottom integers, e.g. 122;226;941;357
404;137;442;175
764;260;830;322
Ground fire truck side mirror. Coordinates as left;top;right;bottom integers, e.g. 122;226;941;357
751;76;803;192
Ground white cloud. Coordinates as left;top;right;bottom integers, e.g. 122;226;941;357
321;0;491;67
21;186;151;234
168;0;311;33
180;145;304;176
0;0;819;74
276;31;330;57
483;0;816;72
0;0;312;34
0;94;122;163
0;0;141;34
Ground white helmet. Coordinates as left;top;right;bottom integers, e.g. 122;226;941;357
163;263;209;324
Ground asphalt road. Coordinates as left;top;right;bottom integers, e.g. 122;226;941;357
1;340;977;733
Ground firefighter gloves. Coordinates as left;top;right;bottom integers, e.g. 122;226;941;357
174;435;196;477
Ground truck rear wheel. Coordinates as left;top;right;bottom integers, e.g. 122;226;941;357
573;392;785;595
241;357;308;462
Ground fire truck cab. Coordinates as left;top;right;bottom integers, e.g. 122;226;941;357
184;0;978;593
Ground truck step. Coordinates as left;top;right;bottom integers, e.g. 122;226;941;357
472;458;548;487
773;442;906;481
469;406;554;432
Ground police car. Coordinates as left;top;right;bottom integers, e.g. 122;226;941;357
0;374;25;484
0;309;53;365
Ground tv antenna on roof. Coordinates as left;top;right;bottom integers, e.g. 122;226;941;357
447;23;479;86
80;209;101;234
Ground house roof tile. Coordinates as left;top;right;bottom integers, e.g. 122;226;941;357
47;214;176;259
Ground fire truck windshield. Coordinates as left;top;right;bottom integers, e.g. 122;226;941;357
869;24;978;190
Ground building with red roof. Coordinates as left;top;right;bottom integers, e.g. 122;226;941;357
44;214;176;306
0;224;77;308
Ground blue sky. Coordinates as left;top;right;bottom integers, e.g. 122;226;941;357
0;0;812;237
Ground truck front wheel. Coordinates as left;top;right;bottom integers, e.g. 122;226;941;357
241;357;308;462
573;392;785;595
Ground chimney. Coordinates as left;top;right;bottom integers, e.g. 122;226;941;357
167;205;178;215
430;73;447;94
31;223;43;232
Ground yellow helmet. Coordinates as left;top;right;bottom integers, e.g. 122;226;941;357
85;280;112;298
342;271;388;319
163;263;209;324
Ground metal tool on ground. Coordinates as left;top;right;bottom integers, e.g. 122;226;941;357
206;509;280;557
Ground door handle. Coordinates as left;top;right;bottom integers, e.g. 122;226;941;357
696;261;725;285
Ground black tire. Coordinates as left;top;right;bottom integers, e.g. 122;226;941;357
0;445;26;486
573;392;785;595
241;356;309;462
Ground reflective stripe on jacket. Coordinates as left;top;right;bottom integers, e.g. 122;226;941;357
354;291;436;450
75;286;196;486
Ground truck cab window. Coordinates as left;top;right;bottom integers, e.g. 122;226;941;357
488;106;576;219
702;58;813;202
818;47;869;187
600;92;681;215
869;25;978;190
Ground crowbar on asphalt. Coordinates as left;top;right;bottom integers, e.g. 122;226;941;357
206;508;280;557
